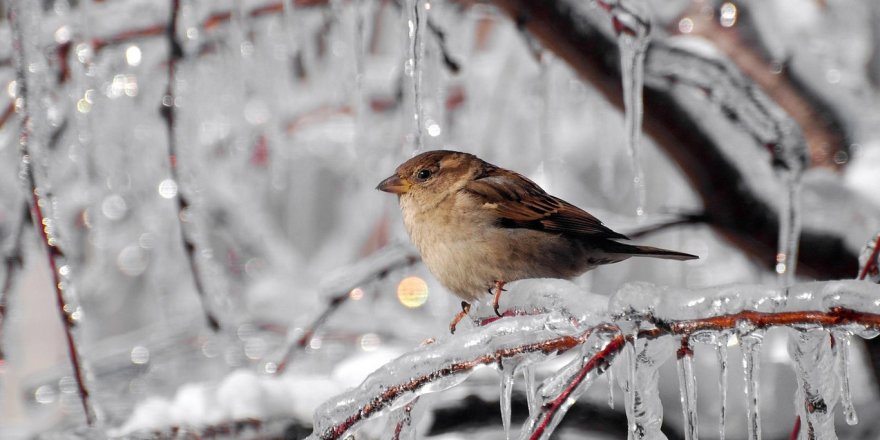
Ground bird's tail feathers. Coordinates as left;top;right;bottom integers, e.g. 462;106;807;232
602;242;698;261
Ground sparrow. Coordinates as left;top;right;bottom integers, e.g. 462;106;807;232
377;150;697;331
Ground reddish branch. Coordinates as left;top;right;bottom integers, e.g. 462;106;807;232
488;0;858;279
527;334;626;440
313;305;880;439
162;0;221;332
391;398;419;440
315;332;586;440
858;234;880;281
679;3;849;169
8;4;96;425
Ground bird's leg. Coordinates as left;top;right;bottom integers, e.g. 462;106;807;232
449;301;471;334
491;280;507;317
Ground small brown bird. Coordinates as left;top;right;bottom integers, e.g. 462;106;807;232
377;150;697;331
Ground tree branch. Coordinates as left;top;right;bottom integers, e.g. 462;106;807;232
488;0;861;279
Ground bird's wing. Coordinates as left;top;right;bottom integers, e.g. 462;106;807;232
463;171;628;240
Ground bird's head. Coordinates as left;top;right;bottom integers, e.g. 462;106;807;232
377;150;483;208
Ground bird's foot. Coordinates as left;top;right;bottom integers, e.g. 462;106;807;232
491;280;507;317
449;301;471;334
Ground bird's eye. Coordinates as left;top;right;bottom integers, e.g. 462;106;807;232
416;169;432;181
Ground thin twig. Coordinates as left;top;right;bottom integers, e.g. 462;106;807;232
274;249;420;374
315;331;587;440
162;0;221;332
0;201;30;362
858;234;880;281
391;398;419;440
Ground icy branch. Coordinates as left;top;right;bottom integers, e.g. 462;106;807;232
307;278;880;440
9;1;96;425
488;0;863;279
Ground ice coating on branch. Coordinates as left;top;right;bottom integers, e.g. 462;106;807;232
386;397;422;440
611;280;880;322
788;329;838;440
616;336;673;440
309;305;599;440
518;331;624;440
645;37;808;175
474;278;609;326
675;339;698;440
643;36;807;284
832;331;859;425
859;233;880;283
741;332;764;440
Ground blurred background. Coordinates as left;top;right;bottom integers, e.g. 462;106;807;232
0;0;879;438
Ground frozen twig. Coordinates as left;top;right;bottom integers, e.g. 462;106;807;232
273;245;420;374
858;233;880;281
161;0;221;332
309;279;880;440
9;2;96;425
678;2;849;169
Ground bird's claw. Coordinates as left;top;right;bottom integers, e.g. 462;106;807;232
449;301;471;334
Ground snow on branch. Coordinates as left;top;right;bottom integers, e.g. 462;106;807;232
307;278;880;440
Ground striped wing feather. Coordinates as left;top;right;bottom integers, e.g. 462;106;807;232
464;172;628;240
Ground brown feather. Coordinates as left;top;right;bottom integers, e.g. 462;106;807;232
464;169;629;240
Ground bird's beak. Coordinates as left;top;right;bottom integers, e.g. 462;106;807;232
376;174;411;194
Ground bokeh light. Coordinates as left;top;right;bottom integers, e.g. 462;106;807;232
396;276;429;308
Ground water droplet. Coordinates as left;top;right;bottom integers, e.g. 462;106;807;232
359;333;381;351
125;45;142;66
130;346;150;365
34;385;57;404
397;276;429;308
158;179;178;199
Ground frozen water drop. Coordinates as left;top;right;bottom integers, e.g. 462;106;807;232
523;364;538;416
676;339;698;440
499;368;514;440
741;333;764;440
716;335;729;440
607;367;615;410
616;2;651;218
834;331;858;426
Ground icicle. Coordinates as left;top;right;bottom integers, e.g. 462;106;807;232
740;332;764;440
607;367;615;410
519;331;626;440
833;331;859;425
617;336;672;440
405;0;427;152
500;367;515;440
388;397;422;440
627;326;639;437
533;50;553;189
715;335;729;440
675;338;698;440
523;363;539;416
612;1;651;217
775;171;803;287
789;330;838;439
